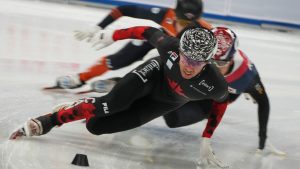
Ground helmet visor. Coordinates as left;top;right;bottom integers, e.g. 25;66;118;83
180;52;207;67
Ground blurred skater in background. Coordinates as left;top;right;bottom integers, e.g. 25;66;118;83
48;0;214;91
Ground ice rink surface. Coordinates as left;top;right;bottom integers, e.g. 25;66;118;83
0;0;300;169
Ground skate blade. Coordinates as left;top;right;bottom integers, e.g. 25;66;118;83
9;129;26;140
42;86;69;93
76;90;95;95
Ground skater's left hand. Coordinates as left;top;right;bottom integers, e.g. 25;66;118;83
256;139;286;156
74;25;102;42
197;137;229;169
89;29;115;50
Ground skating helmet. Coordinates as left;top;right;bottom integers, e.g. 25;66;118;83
179;27;217;64
212;27;238;62
175;0;203;21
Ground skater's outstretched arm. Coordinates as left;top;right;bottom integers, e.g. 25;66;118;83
74;5;170;41
202;101;228;138
89;26;174;51
98;5;170;29
197;101;229;169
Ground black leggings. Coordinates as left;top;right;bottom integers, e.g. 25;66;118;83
86;57;183;135
163;100;213;128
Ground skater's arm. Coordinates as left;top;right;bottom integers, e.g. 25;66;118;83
89;26;171;51
246;82;270;149
75;5;166;42
198;101;229;168
202;101;228;138
112;26;171;48
98;5;137;29
98;5;168;29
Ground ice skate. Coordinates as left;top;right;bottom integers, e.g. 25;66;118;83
43;75;84;92
9;115;53;140
76;78;119;94
9;102;73;140
91;78;118;93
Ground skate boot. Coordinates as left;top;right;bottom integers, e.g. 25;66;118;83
91;78;117;93
9;102;73;140
9;114;55;139
56;75;84;89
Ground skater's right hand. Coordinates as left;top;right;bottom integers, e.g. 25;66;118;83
197;137;229;169
89;29;115;50
74;26;102;42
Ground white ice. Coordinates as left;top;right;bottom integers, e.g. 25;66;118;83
0;0;300;169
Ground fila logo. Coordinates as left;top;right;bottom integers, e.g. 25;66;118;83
168;51;178;61
102;102;109;114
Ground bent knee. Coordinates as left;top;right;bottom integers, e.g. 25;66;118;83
86;118;104;135
164;118;180;128
86;124;103;135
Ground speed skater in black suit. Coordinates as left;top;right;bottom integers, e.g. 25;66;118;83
11;27;229;167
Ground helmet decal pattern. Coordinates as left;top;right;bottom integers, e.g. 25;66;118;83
179;28;217;62
212;27;238;61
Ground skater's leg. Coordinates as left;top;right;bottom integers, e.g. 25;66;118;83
79;41;153;82
55;41;153;89
86;96;181;135
9;102;76;139
163;100;212;128
55;57;162;125
10;58;163;139
86;97;151;135
53;70;157;126
79;56;110;82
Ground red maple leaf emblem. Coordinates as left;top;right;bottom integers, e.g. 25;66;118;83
167;78;187;98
